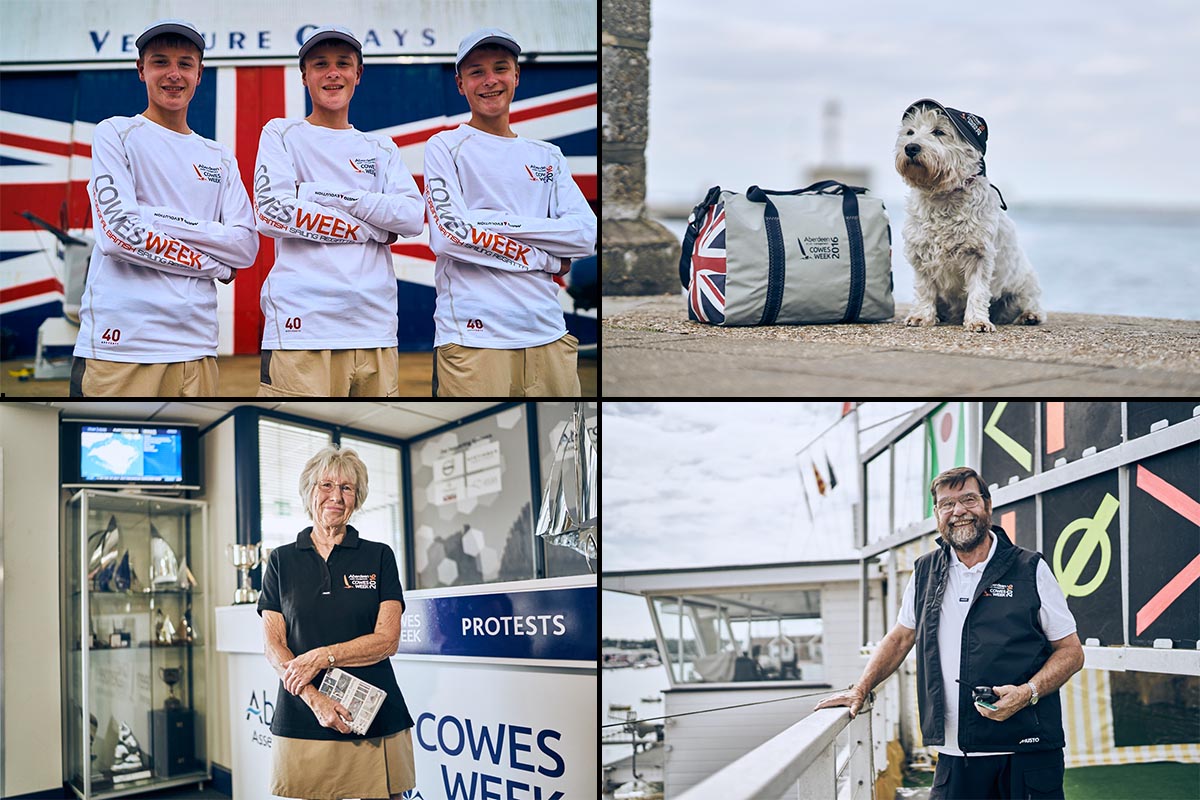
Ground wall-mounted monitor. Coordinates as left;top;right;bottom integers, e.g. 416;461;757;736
60;419;200;490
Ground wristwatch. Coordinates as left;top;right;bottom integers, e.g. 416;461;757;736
326;648;336;667
1026;680;1039;706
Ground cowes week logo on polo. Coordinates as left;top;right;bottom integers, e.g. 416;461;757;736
193;163;223;183
344;573;378;590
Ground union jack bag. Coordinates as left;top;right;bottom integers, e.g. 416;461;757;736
679;181;895;326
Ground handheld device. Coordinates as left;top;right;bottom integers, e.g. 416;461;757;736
956;678;999;709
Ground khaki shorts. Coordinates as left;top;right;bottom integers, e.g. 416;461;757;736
259;348;400;397
69;356;218;397
434;334;580;397
269;728;415;800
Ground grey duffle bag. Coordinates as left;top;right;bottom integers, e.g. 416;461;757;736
679;180;895;325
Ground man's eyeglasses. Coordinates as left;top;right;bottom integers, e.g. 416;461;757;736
935;492;983;514
317;481;356;496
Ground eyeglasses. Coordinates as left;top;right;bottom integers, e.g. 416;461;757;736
317;481;356;496
935;492;983;514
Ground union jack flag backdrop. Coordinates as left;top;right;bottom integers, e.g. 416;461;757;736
0;63;596;357
686;200;727;324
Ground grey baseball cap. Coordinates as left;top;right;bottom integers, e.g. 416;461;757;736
299;25;363;63
455;28;521;74
136;19;205;54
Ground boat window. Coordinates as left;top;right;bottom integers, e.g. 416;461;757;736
652;590;823;684
893;426;927;532
866;449;892;544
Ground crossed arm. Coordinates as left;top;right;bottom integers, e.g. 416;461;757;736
90;121;257;281
261;600;402;734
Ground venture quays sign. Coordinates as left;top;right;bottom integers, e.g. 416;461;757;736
1;3;595;65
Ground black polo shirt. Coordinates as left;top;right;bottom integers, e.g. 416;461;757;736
257;526;414;740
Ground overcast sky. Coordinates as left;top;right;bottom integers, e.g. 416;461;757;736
645;0;1200;209
602;402;926;637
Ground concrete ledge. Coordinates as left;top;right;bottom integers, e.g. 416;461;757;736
602;223;681;295
602;295;1200;396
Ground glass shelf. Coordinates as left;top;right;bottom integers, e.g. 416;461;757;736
63;490;211;800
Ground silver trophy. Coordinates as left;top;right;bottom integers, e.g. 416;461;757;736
227;543;262;604
149;523;180;587
110;721;147;775
154;608;177;645
535;402;598;568
87;516;121;591
176;557;197;590
180;602;198;643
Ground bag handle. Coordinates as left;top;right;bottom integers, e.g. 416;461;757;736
752;193;787;324
746;180;868;200
679;185;723;289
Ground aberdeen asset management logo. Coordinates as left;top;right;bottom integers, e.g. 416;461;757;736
525;164;555;183
349;157;377;176
193;163;222;183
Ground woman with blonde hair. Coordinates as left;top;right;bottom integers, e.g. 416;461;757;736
258;444;415;799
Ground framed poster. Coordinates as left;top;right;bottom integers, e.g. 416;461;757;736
409;406;534;589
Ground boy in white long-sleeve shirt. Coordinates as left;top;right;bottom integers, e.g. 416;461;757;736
424;28;597;397
253;25;424;397
71;19;259;396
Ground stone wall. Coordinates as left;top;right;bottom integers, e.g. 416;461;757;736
603;0;680;295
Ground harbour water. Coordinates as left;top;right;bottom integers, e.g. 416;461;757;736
601;664;670;766
660;203;1200;321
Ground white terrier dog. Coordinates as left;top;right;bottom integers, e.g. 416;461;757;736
895;99;1043;332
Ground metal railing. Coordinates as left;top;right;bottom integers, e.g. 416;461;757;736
676;674;897;800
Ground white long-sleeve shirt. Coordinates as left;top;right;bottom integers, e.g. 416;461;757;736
424;125;597;349
74;114;258;362
254;119;424;350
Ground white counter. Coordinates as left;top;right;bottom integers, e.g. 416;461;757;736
215;576;596;800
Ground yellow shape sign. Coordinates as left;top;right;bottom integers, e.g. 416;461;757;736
984;402;1032;472
1053;493;1119;598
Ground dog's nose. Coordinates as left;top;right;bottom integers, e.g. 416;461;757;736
905;143;922;158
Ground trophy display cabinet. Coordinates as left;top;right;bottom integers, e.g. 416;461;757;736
62;490;211;799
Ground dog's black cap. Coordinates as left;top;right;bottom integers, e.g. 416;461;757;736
904;98;989;156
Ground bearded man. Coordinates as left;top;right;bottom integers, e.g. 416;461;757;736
814;466;1084;800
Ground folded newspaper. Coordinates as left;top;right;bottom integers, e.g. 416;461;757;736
318;668;386;735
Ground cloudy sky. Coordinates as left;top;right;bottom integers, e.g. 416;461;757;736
602;402;926;637
645;0;1200;209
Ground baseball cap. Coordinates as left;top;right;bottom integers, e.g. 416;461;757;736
904;98;989;156
299;25;363;64
455;28;521;74
136;19;205;54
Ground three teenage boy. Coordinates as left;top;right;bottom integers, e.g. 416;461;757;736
73;21;594;398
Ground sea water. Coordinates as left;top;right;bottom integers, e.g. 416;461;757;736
601;665;671;766
659;204;1200;320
